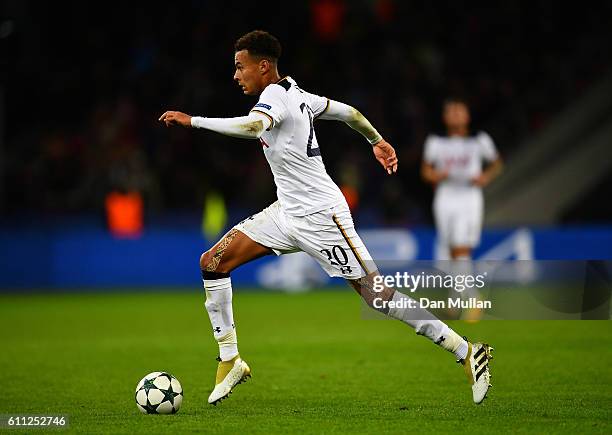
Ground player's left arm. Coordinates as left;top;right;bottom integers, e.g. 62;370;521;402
317;99;397;174
472;132;503;187
472;157;503;187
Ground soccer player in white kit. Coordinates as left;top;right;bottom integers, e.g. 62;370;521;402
422;98;503;261
160;31;493;406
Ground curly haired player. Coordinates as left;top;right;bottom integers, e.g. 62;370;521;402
160;30;493;406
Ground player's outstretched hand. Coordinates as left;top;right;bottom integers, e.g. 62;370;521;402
373;139;398;175
159;111;192;128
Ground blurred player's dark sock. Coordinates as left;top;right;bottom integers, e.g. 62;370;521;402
452;256;483;322
202;272;238;361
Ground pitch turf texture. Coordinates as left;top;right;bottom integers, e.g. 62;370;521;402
1;289;610;434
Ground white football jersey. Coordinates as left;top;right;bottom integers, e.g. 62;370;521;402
250;76;346;216
423;132;498;196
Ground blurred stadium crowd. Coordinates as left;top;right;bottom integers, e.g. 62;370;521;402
2;0;611;225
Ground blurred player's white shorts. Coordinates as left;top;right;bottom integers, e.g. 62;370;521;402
433;190;483;248
235;201;374;279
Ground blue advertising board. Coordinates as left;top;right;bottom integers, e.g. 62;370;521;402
1;225;611;289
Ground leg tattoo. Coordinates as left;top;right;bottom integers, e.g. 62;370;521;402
206;228;239;272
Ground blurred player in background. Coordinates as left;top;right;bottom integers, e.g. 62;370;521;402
160;31;493;406
422;98;503;261
422;98;503;320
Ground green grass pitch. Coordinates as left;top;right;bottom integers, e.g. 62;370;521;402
1;289;611;434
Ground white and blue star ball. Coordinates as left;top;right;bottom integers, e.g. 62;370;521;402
135;372;183;414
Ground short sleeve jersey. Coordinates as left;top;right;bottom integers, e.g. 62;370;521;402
250;76;345;216
423;132;498;191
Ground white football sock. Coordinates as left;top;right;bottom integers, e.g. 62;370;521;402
203;277;238;361
387;291;468;360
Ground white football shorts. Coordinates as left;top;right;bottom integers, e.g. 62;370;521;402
235;201;375;279
433;190;484;248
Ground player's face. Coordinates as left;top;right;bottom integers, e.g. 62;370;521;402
234;50;264;96
443;102;470;129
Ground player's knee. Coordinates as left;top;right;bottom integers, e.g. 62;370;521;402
200;251;212;271
200;249;233;274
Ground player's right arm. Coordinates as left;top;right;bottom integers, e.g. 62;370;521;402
421;162;448;185
159;84;285;139
421;135;448;186
159;110;271;139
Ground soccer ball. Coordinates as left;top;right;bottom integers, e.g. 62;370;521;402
135;371;183;414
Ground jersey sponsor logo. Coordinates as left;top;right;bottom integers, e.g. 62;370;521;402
254;103;272;110
443;155;470;168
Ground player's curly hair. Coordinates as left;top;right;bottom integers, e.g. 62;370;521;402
234;30;282;61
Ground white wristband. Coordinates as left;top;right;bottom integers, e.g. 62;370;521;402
191;116;206;129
